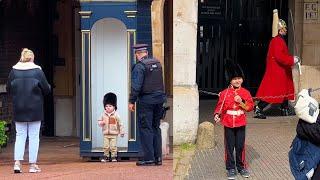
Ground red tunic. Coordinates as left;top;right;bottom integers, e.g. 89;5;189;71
256;35;294;103
214;87;254;128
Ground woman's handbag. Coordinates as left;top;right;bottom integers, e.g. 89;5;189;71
294;89;319;124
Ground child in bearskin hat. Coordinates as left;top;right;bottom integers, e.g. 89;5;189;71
213;60;254;179
98;92;124;162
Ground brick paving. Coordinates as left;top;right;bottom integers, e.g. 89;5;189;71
0;137;172;180
186;100;298;180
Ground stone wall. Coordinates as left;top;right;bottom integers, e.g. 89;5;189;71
294;0;320;98
301;0;320;65
299;65;320;101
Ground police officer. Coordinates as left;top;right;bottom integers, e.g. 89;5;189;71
128;44;166;166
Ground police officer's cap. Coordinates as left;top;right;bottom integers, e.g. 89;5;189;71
133;44;148;52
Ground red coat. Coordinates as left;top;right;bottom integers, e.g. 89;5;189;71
256;35;294;103
214;87;254;128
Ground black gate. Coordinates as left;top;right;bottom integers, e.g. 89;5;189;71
197;0;288;96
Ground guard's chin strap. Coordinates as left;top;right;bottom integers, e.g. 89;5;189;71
230;85;240;89
278;34;285;39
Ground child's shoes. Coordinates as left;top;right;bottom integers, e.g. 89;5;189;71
227;169;236;180
101;157;108;163
239;169;250;178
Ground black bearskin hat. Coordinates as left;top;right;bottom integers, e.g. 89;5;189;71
103;92;117;110
224;59;245;83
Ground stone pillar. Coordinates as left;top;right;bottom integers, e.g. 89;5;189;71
196;122;215;150
295;0;320;100
151;0;165;68
173;0;199;145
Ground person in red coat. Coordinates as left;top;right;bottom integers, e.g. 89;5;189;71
254;19;300;119
213;60;254;179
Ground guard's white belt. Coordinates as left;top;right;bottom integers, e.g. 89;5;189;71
226;110;244;116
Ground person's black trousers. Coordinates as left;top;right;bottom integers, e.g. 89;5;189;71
224;126;247;171
137;102;162;161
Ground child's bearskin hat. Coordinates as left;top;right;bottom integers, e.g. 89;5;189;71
103;92;117;110
224;59;245;83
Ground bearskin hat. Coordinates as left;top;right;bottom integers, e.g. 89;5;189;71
224;59;245;83
103;92;117;110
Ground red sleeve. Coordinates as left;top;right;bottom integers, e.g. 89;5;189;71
242;90;254;112
213;90;225;115
272;37;294;67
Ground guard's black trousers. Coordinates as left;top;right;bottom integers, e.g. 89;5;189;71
224;126;247;171
138;102;162;161
257;100;289;110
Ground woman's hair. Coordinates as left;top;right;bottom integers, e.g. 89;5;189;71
20;48;34;62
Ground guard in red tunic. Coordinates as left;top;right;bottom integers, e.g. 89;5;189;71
213;60;254;179
254;17;300;119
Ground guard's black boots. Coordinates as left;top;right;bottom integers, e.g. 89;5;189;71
253;106;266;119
280;108;290;116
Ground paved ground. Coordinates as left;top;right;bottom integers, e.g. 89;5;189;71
0;137;173;180
173;145;196;180
186;100;298;180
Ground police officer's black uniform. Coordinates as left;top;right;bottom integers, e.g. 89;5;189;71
129;44;166;166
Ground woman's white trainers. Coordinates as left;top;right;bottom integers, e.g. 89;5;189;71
29;164;41;173
13;163;22;173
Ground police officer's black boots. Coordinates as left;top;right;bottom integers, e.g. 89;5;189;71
155;157;162;166
253;105;266;119
136;160;155;166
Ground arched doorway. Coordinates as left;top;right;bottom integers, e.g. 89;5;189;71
91;18;129;150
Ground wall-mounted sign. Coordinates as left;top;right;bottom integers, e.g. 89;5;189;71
199;3;225;20
304;2;318;22
201;5;222;15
